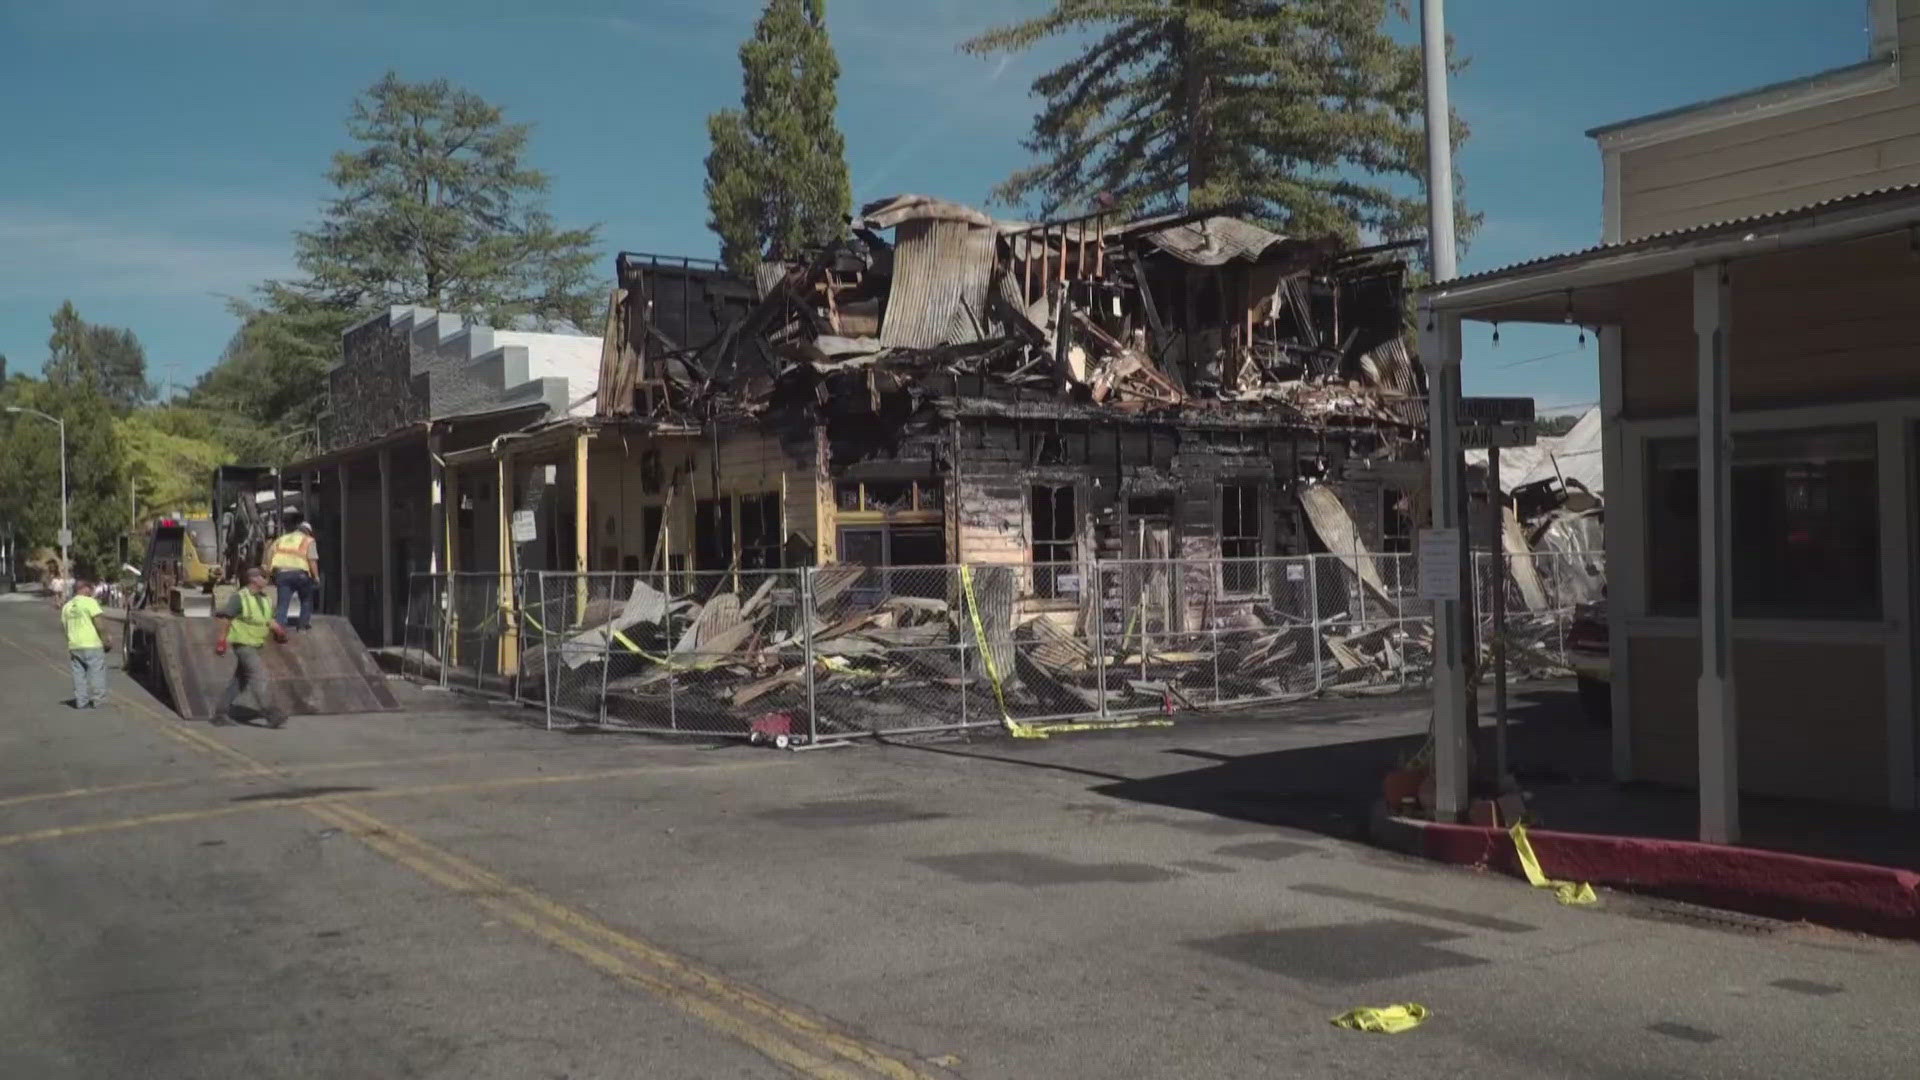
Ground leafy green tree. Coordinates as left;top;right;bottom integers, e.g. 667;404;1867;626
705;0;853;276
292;72;601;328
0;377;127;578
184;295;350;461
200;73;602;450
43;301;152;412
964;0;1472;244
118;407;231;520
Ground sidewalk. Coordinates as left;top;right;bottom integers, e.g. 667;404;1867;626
1375;689;1920;939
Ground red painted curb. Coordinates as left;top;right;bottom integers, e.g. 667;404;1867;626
1393;817;1920;939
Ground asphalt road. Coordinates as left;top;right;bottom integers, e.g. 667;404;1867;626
2;597;1916;1079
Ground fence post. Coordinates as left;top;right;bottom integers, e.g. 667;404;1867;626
438;575;452;690
1395;556;1409;692
1309;555;1324;695
1092;555;1108;721
540;573;555;730
802;568;817;744
1210;560;1222;709
597;578;612;726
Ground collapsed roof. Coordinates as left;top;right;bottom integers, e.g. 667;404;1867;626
596;194;1425;435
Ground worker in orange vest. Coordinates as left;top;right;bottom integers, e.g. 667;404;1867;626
268;513;319;631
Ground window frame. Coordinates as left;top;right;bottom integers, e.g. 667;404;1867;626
1219;481;1263;596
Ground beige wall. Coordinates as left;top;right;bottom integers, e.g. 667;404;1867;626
1615;1;1920;240
585;429;817;573
1628;634;1889;804
1618;234;1920;418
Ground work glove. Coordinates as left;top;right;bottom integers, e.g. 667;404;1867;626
214;640;228;656
270;624;289;644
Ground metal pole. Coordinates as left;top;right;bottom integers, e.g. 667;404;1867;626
1490;447;1509;780
1309;555;1324;695
57;418;68;574
1421;0;1457;282
1092;555;1108;720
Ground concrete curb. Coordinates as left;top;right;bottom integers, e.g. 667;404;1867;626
1369;806;1920;939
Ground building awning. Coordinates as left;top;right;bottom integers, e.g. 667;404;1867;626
1422;183;1920;324
287;401;550;472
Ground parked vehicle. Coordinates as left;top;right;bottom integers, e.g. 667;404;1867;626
1565;599;1609;724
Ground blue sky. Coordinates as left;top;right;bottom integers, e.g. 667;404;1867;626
0;0;1873;411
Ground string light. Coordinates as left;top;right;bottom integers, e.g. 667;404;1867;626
1562;290;1574;324
1491;322;1500;346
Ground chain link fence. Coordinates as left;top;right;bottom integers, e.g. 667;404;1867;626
394;551;1599;743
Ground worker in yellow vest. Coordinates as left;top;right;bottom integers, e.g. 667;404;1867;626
268;513;320;631
212;567;288;728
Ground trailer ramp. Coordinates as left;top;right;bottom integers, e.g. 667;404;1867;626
132;612;401;721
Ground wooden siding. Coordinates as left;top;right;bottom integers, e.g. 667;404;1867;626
1627;634;1888;804
1619;236;1920;418
1618;10;1920;239
584;430;818;573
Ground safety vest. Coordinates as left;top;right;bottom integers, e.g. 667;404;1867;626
229;589;274;647
270;531;312;572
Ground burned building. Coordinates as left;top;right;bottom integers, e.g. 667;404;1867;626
580;195;1427;602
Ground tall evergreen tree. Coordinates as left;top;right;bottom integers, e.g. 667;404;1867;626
291;73;601;328
964;0;1471;244
202;74;602;450
705;0;853;276
43;301;152;412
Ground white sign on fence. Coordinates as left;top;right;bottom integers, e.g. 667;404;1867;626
1286;563;1307;582
510;510;537;544
1417;528;1462;600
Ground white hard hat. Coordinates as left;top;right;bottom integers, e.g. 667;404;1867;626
298;521;314;534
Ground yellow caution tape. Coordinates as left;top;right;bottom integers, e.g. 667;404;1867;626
957;565;1173;740
957;565;1023;736
1331;1003;1429;1034
1510;822;1598;906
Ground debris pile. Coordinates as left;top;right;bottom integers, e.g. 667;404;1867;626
597;195;1425;435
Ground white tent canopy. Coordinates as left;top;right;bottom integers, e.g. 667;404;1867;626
1465;406;1603;496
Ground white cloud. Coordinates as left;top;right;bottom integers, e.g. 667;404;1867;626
0;200;298;300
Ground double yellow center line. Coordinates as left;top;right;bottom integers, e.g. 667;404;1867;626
0;629;943;1080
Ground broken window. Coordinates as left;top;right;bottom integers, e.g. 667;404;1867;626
1381;490;1413;554
1030;485;1078;599
641;505;663;571
1648;427;1879;619
1221;483;1262;594
838;524;945;604
739;493;780;571
835;479;942;514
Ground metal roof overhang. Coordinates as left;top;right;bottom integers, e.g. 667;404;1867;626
1421;186;1920;325
288;402;550;472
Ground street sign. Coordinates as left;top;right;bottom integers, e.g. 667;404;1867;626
1458;396;1537;449
1459;420;1537;450
1417;528;1462;601
510;510;536;544
55;528;72;547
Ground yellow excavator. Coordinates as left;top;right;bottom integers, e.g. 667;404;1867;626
125;465;399;721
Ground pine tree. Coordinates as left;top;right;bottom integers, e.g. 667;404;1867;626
44;301;152;413
705;0;853;276
291;73;602;328
965;0;1471;244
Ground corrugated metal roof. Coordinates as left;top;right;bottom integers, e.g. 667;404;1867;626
878;217;998;350
1438;182;1920;291
1135;216;1290;265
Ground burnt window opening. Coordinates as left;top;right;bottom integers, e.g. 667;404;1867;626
693;497;733;574
1031;485;1078;599
835;479;943;514
1221;483;1262;594
1381;490;1414;554
739;493;781;571
641;505;663;571
838;524;945;604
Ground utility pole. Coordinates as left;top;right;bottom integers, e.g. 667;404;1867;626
1420;0;1474;820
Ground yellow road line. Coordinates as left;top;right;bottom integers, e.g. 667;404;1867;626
3;621;931;1079
0;764;769;850
321;803;935;1080
0;777;196;809
0;804;269;849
